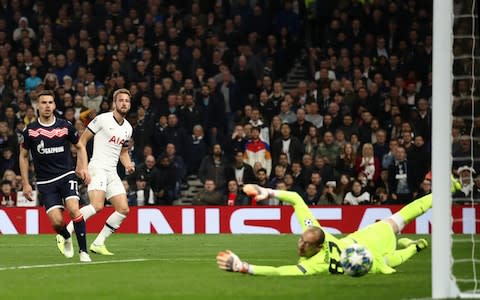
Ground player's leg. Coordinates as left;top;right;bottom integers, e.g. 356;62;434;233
91;175;128;255
66;203;97;234
61;175;90;261
386;193;432;234
66;170;107;234
46;206;74;258
384;239;429;267
39;185;74;258
90;194;128;255
65;196;90;262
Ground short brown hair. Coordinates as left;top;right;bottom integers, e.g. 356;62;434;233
113;88;131;102
37;90;55;99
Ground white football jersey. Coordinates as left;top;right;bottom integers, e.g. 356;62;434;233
87;112;133;170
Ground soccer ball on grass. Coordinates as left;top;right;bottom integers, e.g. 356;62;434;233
339;244;373;277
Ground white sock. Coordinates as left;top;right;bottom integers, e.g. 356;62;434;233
67;204;97;234
389;213;406;231
93;211;126;246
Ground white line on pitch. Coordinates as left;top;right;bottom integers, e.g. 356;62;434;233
0;258;151;271
0;257;285;271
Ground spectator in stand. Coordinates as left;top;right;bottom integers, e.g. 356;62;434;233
303;183;319;205
415;176;432;200
255;91;276;126
290;108;313;142
308;170;325;197
181;93;204;134
319;180;343;205
388;146;415;204
248;107;269;144
224;180;250;206
268;164;287;189
303;125;319;157
0;121;18;157
344;179;371;205
271;123;303;167
336;143;357;179
284;173;304;195
304;101;323;128
225;151;256;189
315;130;340;168
164;143;186;200
164;114;188;159
255;167;269;187
0;147;17;176
244;126;272;176
186;125;208;176
129;175;155;206
452;166;476;203
224;124;247;162
197;83;225;146
373;129;389;161
199;143;228;191
0;180;16;207
355;143;381;188
193;179;223;206
269;115;283;142
150;155;177;205
128;154;156;188
318;114;336;139
278;99;297;124
25;67;42;93
407;135;431;191
151;115;168;158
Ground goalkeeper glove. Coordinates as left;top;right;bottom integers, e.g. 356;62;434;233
243;184;272;201
216;250;251;274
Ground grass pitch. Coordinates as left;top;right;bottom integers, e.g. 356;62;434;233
0;234;477;299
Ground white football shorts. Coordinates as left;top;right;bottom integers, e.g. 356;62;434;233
87;165;126;200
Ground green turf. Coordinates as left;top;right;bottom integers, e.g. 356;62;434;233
0;234;477;299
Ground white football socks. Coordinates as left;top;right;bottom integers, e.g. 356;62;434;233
93;211;126;246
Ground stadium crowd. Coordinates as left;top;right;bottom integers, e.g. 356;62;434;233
0;0;479;208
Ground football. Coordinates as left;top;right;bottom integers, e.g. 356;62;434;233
340;244;373;277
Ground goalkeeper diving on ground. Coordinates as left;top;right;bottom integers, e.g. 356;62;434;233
216;184;430;276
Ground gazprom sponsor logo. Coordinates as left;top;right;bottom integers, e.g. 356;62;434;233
37;140;65;154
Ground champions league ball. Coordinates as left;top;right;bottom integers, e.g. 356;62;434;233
340;244;373;277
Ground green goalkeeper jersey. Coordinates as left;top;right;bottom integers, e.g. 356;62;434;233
249;191;397;276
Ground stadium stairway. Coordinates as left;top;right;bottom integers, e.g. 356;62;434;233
175;175;203;205
283;59;308;91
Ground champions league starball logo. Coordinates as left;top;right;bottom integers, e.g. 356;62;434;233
304;219;314;227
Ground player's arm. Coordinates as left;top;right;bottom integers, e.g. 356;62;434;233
244;185;321;232
19;146;33;201
119;146;135;175
216;250;327;276
75;129;94;184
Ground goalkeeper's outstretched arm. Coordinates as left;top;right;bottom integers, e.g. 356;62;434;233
243;185;321;232
216;250;325;276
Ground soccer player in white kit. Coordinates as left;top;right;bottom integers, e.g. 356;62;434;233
73;88;135;255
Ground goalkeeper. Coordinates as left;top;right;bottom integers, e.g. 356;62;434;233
216;185;431;276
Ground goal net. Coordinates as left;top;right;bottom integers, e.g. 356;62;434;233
432;0;479;298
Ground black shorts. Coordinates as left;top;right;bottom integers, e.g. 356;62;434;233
37;172;80;213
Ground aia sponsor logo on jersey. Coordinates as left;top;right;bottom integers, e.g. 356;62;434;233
108;135;126;145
